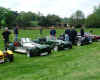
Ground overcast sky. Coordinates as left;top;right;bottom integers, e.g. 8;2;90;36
0;0;100;17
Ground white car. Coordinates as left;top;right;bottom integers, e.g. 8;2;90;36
8;38;52;57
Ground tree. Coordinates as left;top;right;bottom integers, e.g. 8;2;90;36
6;11;18;28
16;11;40;27
0;7;18;28
69;10;85;27
38;16;47;26
0;7;8;28
46;14;61;27
85;4;100;28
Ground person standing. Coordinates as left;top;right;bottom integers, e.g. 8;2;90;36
14;25;19;41
2;27;11;50
80;27;84;37
65;27;71;41
50;26;56;40
70;26;77;44
40;27;43;35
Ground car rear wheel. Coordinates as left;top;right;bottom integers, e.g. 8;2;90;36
8;54;14;62
68;45;72;49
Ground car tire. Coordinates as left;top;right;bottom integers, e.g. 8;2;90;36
48;49;51;55
97;39;100;42
27;50;31;57
69;45;72;49
77;41;81;46
8;54;14;62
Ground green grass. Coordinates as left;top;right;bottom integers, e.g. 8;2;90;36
0;28;100;80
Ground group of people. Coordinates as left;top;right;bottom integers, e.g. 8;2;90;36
65;26;85;44
1;25;84;50
2;26;19;50
65;26;78;44
50;26;85;44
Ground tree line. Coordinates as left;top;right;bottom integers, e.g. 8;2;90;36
0;4;100;28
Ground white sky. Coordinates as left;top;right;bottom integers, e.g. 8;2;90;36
0;0;100;18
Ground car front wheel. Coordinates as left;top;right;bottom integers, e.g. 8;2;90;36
27;50;31;57
53;46;58;51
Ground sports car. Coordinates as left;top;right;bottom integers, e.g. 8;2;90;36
0;50;14;63
33;36;72;51
58;33;92;46
8;38;52;57
84;32;100;42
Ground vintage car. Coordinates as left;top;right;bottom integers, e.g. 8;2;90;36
33;36;72;51
8;38;52;57
58;33;92;46
84;32;100;42
0;50;14;64
75;35;92;46
74;32;92;46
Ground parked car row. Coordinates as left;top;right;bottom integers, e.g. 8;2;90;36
6;32;100;58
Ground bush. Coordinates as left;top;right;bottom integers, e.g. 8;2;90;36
30;21;39;27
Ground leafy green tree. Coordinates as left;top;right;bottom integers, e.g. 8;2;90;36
38;16;47;27
16;11;40;27
69;10;85;27
0;7;18;28
1;19;6;27
30;21;39;27
85;4;100;28
6;11;18;28
0;7;8;28
46;14;61;26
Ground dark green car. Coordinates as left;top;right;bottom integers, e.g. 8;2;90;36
33;37;72;51
8;38;52;57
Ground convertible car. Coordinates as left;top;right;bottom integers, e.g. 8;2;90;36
84;32;100;42
75;35;92;46
33;36;72;51
58;33;92;46
8;38;52;57
0;50;14;63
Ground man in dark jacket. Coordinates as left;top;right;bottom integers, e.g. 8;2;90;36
50;26;56;40
80;27;84;37
2;27;11;50
70;26;77;44
65;27;71;36
65;27;71;41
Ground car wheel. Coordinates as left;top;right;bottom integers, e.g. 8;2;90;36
8;54;14;62
69;45;72;49
77;41;81;46
27;50;31;57
97;39;100;42
54;46;58;51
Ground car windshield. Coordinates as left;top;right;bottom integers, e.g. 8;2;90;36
21;38;32;43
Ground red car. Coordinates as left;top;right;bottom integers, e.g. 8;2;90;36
84;32;100;41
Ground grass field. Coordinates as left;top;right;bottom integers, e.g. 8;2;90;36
0;28;100;80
